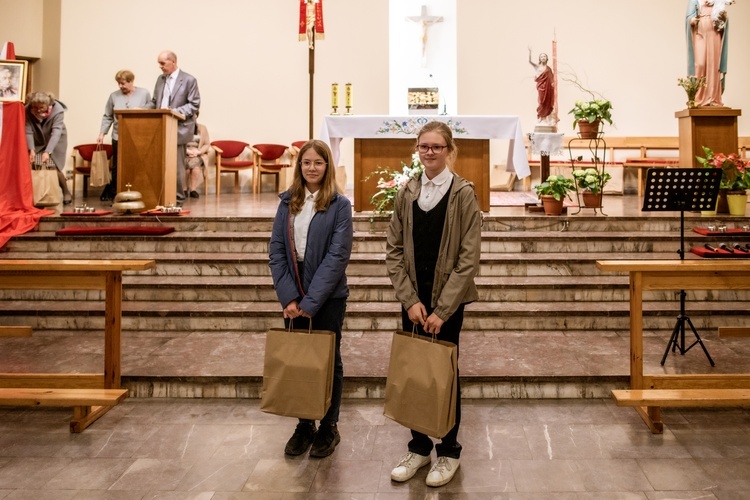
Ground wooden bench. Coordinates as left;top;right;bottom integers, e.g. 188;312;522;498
597;260;750;433
612;389;750;407
0;388;129;433
0;259;155;431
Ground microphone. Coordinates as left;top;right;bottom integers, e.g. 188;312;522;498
719;243;734;253
704;243;718;252
733;243;748;252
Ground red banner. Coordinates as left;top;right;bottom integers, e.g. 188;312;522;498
299;0;324;42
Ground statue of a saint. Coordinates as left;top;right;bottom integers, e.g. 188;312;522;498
529;48;556;130
686;0;733;107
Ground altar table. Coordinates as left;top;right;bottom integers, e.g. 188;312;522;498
320;115;530;212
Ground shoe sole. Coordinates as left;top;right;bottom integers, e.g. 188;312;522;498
391;458;431;482
309;433;341;458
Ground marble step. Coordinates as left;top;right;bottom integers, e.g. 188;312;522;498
5;275;750;304
2;299;748;333
0;250;701;278
31;213;720;234
8;230;732;255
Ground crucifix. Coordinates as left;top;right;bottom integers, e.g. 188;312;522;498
406;5;443;66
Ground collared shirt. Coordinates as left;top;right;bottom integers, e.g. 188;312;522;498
418;167;453;211
293;188;318;261
160;69;180;108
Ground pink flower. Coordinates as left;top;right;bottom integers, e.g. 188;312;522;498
377;179;397;189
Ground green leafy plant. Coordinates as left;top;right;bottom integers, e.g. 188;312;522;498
363;153;424;214
534;174;575;201
697;146;750;191
568;99;613;129
571;168;611;195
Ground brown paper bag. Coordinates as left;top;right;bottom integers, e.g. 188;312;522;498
89;146;111;187
383;330;458;438
260;324;335;420
31;165;62;207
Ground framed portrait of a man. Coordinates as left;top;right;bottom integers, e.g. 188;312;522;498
0;60;28;103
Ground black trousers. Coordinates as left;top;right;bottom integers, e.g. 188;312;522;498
401;285;464;459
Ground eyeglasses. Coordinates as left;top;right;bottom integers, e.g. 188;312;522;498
301;160;327;168
417;144;447;154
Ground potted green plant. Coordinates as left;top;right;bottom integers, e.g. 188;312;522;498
572;168;611;207
534;174;575;215
569;99;613;138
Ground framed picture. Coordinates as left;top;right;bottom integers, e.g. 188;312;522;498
0;59;28;103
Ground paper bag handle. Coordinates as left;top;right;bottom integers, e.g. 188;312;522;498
288;317;313;334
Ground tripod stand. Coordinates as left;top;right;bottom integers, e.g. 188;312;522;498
640;168;721;366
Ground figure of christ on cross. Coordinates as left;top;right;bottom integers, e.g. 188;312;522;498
407;5;443;66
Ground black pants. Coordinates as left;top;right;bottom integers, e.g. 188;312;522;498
401;289;464;459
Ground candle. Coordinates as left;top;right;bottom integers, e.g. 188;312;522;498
331;83;339;108
345;83;352;108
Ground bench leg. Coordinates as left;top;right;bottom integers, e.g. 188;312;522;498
71;405;114;433
635;405;663;434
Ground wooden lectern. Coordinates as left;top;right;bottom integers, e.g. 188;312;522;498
115;109;185;209
676;108;741;168
354;138;489;212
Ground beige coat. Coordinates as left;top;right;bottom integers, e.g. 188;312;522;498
386;172;481;321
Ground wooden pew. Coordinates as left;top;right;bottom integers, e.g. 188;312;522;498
0;259;155;431
0;388;129;433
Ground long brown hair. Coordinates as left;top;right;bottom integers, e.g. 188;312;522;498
416;121;459;166
288;140;337;214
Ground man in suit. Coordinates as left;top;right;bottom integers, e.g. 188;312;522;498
148;50;201;204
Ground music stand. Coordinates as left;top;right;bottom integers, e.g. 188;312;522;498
641;168;721;366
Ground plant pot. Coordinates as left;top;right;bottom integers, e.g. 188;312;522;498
581;191;602;208
726;191;748;216
540;195;564;216
576;119;601;139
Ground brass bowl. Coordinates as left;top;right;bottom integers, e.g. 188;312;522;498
112;200;146;214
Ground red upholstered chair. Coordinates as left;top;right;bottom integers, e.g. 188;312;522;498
71;144;114;200
211;140;253;199
251;143;292;193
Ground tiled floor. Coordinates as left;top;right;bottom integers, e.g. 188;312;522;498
1;398;750;498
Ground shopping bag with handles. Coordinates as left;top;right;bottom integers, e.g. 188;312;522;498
260;320;335;420
383;329;458;438
89;145;111;187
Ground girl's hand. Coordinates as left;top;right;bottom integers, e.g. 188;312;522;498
407;302;427;325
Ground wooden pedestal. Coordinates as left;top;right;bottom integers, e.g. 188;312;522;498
676;108;741;168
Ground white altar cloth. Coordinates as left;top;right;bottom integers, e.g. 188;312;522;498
320;115;530;178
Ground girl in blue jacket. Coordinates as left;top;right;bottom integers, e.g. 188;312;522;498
268;139;353;458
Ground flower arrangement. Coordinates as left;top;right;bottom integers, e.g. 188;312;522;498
364;153;424;214
696;146;750;192
568;99;613;129
677;75;706;107
572;168;611;195
534;174;575;201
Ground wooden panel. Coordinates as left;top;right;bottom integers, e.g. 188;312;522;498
0;326;32;337
0;259;155;272
676;108;741;168
0;374;104;389
354;138;489;212
0;388;128;406
612;389;750;407
719;327;750;337
117;110;180;210
644;374;750;389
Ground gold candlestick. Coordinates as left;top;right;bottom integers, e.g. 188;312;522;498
331;83;339;115
344;83;352;115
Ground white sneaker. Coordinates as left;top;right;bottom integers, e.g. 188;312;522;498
390;451;431;482
425;456;460;487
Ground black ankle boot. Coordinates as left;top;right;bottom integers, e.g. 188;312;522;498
284;422;317;456
310;422;340;458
